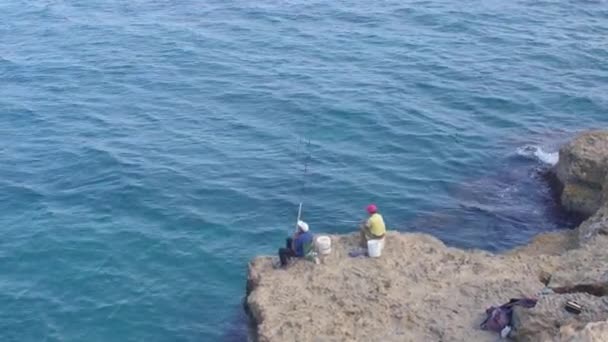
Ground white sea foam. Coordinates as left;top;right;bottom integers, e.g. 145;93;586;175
517;145;559;166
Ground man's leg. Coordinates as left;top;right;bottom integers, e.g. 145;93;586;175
279;248;296;267
359;225;369;248
286;237;293;249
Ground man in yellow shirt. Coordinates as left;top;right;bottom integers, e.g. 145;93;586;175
360;204;386;247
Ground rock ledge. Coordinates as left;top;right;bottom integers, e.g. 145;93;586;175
245;131;608;342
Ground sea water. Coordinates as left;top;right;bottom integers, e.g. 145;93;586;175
1;0;607;341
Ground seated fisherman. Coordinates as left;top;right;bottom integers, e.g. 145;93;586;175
360;204;386;247
278;220;313;267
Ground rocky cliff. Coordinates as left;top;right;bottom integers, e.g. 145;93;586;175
245;130;608;342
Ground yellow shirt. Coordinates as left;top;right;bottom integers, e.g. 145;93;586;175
366;213;386;237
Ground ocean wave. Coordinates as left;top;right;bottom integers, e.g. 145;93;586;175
516;145;559;166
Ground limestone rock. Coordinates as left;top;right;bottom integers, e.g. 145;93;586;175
561;183;603;218
577;204;608;244
555;131;608;217
546;236;608;289
246;232;545;342
511;294;608;342
560;319;608;342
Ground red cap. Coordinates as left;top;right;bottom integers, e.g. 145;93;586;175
366;204;377;214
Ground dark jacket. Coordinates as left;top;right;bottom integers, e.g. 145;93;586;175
293;231;313;257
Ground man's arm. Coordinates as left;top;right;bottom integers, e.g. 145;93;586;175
360;218;371;230
291;232;299;250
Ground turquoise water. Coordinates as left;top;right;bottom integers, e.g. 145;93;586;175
1;0;607;340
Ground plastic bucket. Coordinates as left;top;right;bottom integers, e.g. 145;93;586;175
367;239;382;258
315;236;332;255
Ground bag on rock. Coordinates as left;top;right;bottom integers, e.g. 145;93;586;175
480;306;512;332
480;298;537;333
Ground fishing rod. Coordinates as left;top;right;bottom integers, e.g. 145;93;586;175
335;219;361;224
295;137;312;232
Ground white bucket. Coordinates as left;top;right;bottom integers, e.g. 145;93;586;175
315;236;332;255
367;239;383;258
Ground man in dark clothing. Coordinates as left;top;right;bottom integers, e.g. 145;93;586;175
278;220;313;267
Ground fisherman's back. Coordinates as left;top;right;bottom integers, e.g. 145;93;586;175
367;213;386;237
294;231;313;257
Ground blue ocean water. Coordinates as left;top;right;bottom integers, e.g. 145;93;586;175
1;0;607;340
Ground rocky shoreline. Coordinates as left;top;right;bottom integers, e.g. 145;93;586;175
245;131;608;342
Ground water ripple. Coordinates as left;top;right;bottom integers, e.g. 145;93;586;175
1;0;607;341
